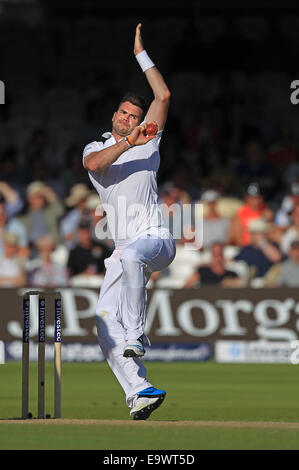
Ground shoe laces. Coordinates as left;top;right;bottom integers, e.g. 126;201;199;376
138;334;151;348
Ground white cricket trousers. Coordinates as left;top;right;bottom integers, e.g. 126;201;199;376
95;234;176;407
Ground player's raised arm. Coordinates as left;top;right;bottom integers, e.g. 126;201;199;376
134;23;170;131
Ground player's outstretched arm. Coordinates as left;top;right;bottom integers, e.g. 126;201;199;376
134;23;170;131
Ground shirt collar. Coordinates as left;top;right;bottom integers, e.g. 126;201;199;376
102;131;127;146
102;132;113;139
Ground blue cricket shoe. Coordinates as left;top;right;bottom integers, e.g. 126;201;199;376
130;387;166;420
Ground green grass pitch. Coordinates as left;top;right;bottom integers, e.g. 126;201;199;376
1;361;299;449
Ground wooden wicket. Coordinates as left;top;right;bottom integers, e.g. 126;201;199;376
54;293;62;419
22;294;30;419
21;291;62;419
38;294;46;418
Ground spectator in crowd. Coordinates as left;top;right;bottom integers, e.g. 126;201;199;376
60;183;93;249
26;234;69;287
0;181;23;217
184;242;242;287
0;202;29;259
67;220;113;278
282;156;299;188
18;181;65;246
275;181;299;227
0;233;26;287
273;240;299;287
234;218;284;280
280;203;299;254
234;140;276;197
198;190;230;249
228;182;274;247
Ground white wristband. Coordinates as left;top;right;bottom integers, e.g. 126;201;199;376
135;50;155;72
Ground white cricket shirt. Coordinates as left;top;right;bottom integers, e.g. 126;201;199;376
83;131;169;248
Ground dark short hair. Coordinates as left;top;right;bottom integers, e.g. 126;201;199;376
78;219;90;230
118;92;148;120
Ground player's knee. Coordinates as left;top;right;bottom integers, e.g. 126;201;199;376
120;248;141;266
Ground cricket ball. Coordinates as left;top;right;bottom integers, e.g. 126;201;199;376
145;122;158;136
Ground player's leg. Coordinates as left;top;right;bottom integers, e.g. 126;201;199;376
120;235;175;353
119;237;175;420
95;251;153;405
119;235;175;419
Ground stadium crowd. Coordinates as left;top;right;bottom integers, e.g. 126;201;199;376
0;175;298;289
1;12;299;288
